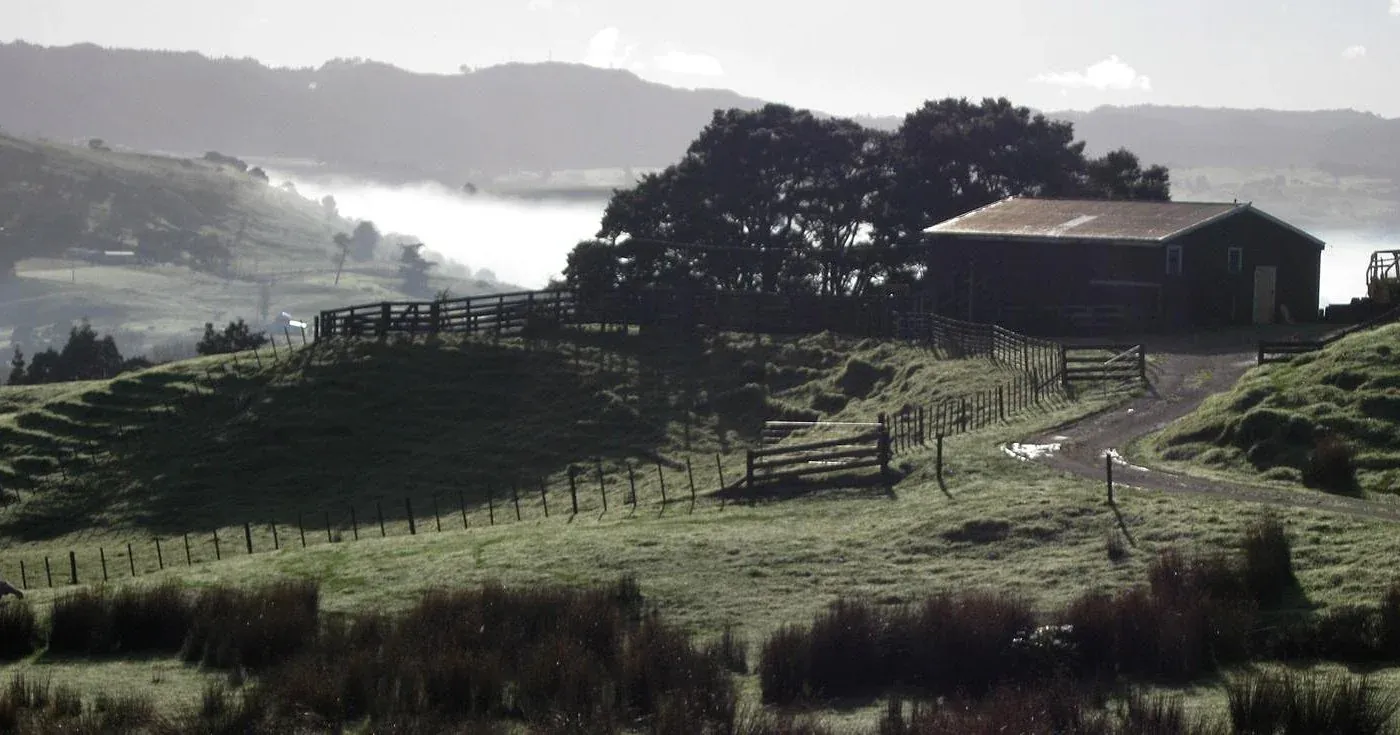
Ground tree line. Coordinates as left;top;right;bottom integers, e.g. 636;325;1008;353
6;320;272;387
565;97;1170;298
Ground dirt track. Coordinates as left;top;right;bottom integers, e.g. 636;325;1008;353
1012;326;1400;523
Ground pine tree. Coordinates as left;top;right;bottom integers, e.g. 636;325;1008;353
7;348;25;386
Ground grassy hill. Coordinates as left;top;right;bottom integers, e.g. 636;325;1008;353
0;131;512;359
1145;323;1400;495
5;330;1400;728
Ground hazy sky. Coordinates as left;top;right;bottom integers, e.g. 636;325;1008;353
4;0;1399;117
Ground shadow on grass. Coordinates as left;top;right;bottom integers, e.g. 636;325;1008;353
714;469;903;505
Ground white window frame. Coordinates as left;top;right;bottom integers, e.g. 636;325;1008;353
1227;247;1243;275
1166;245;1183;276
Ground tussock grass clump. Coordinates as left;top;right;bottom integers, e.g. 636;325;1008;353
874;685;1224;735
182;580;319;670
0;675;166;734
1226;671;1400;735
0;601;38;661
248;578;735;733
836;357;893;399
1241;514;1297;607
759;593;1035;704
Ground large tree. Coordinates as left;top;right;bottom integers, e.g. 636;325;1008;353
572;96;1169;297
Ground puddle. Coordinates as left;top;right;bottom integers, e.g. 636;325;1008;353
1104;449;1151;473
1002;442;1062;461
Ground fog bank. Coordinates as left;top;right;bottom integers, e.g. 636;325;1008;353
270;173;607;289
265;173;1394;310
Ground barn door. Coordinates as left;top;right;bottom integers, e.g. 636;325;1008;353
1253;266;1278;325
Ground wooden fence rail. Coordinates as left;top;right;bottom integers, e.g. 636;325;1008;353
1061;344;1147;387
318;289;577;340
746;418;890;487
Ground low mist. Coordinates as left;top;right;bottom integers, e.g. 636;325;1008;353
262;174;1389;310
271;173;608;289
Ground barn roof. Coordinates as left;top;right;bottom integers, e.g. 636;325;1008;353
922;197;1325;248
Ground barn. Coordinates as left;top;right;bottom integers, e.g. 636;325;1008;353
916;197;1325;335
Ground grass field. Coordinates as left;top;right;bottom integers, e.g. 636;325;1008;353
4;329;1400;729
1142;322;1400;496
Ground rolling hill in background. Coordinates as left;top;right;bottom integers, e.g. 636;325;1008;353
2;40;1397;233
0;131;512;361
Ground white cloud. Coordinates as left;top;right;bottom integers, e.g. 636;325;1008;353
1034;55;1152;92
583;27;641;71
653;50;724;77
527;0;553;10
1343;45;1368;59
1392;0;1400;15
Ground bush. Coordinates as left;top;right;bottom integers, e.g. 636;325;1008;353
759;625;811;705
1303;436;1359;495
251;578;733;732
0;602;37;661
47;583;194;656
196;319;269;356
182;580;319;670
1241;514;1297;607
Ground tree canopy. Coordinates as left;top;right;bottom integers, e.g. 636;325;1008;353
566;97;1170;297
196;319;269;356
6;321;146;385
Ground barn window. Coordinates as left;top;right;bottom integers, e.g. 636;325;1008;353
1227;247;1243;274
1166;245;1183;276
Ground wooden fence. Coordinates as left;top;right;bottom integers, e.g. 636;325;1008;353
317;289;577;340
893;312;1063;377
1257;305;1400;364
746;419;890;487
1061;344;1147;387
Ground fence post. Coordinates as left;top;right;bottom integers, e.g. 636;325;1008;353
350;506;359;540
377;501;386;537
405;498;416;535
69;551;77;585
540;477;550;518
959;398;968;433
625;462;637;507
325;511;334;542
128;541;137;574
45;557;52;587
878;413;891;479
245;523;254;554
511;482;522;522
997;386;1005;422
686;456;696;509
488;487;496;525
184;534;191;565
156;538;164;569
715;453;726;490
298;513;307;547
745;450;755;489
100;548;108;581
1138;345;1147;384
459;491;469;529
936;433;944;483
271;521;280;550
568;466;579;515
213;531;220;561
19;560;27;589
433;496;443;532
1106;453;1115;504
596;460;608;512
378;302;391;340
1060;344;1070;392
656;461;668;505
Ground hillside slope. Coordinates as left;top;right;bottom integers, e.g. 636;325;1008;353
0;131;511;357
0;330;1023;544
1147;323;1400;495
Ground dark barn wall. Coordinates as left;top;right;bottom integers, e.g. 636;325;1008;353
920;209;1322;332
919;239;1166;332
1170;211;1323;325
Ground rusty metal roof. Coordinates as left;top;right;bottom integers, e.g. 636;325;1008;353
923;197;1324;247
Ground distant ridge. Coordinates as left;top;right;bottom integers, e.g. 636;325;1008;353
1;41;1398;185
